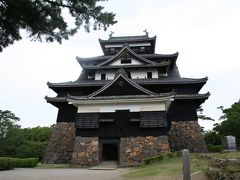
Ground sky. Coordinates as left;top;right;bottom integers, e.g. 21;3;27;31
0;0;240;130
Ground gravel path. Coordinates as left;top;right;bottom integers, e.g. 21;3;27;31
0;168;127;180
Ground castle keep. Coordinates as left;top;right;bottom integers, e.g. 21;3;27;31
44;33;209;166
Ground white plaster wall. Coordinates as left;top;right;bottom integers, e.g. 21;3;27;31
130;68;158;79
95;70;115;80
109;58;142;66
77;101;166;113
95;68;159;80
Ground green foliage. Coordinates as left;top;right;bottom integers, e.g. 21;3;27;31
0;157;38;170
0;157;15;170
203;100;240;149
0;0;117;51
167;152;175;158
0;110;20;139
143;154;164;165
143;152;181;165
175;150;182;157
14;158;39;168
204;131;224;152
0;126;51;159
207;144;224;153
204;131;222;145
214;101;240;140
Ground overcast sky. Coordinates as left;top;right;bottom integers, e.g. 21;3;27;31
0;0;240;130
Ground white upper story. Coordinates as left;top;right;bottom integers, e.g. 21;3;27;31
94;57;165;80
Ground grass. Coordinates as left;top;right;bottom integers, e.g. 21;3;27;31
124;151;240;179
205;151;240;159
124;154;209;179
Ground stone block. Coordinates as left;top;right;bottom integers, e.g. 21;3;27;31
43;122;76;163
168;121;208;153
119;136;170;167
71;137;99;166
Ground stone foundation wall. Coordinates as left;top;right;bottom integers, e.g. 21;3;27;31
119;136;169;167
43;122;76;163
71;137;99;166
168;121;208;153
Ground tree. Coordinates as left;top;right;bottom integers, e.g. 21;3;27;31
197;106;214;121
0;110;20;139
0;0;117;51
0;126;52;159
214;100;240;139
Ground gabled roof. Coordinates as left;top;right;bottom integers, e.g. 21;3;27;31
81;61;170;71
76;52;179;66
96;44;157;67
87;72;158;98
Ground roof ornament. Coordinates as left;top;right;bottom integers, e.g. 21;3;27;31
109;31;114;38
143;29;149;37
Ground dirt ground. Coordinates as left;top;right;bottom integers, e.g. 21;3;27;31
0;168;209;180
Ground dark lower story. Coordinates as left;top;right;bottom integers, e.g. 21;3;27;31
71;136;170;166
43;121;208;166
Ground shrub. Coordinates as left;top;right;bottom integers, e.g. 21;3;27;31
0;157;15;170
167;152;175;158
143;157;153;165
175;151;182;157
0;157;38;170
15;158;39;167
156;154;164;161
143;154;164;165
207;144;224;153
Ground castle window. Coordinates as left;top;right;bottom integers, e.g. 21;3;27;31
147;72;152;79
140;47;145;52
121;58;131;64
101;73;106;80
110;48;115;52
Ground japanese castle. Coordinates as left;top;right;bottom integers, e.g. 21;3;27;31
44;32;210;167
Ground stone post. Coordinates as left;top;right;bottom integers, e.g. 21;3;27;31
182;149;190;180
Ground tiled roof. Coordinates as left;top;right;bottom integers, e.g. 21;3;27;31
45;96;67;102
67;91;175;101
81;61;170;70
96;44;157;66
47;77;207;88
141;52;179;58
99;35;156;43
175;92;210;100
76;52;178;64
134;77;208;85
45;92;209;103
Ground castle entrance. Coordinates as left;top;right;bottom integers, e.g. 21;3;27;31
99;138;119;163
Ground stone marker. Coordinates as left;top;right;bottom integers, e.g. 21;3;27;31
182;149;191;180
222;136;237;151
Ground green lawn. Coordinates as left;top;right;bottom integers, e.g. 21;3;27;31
204;151;240;159
124;151;240;179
